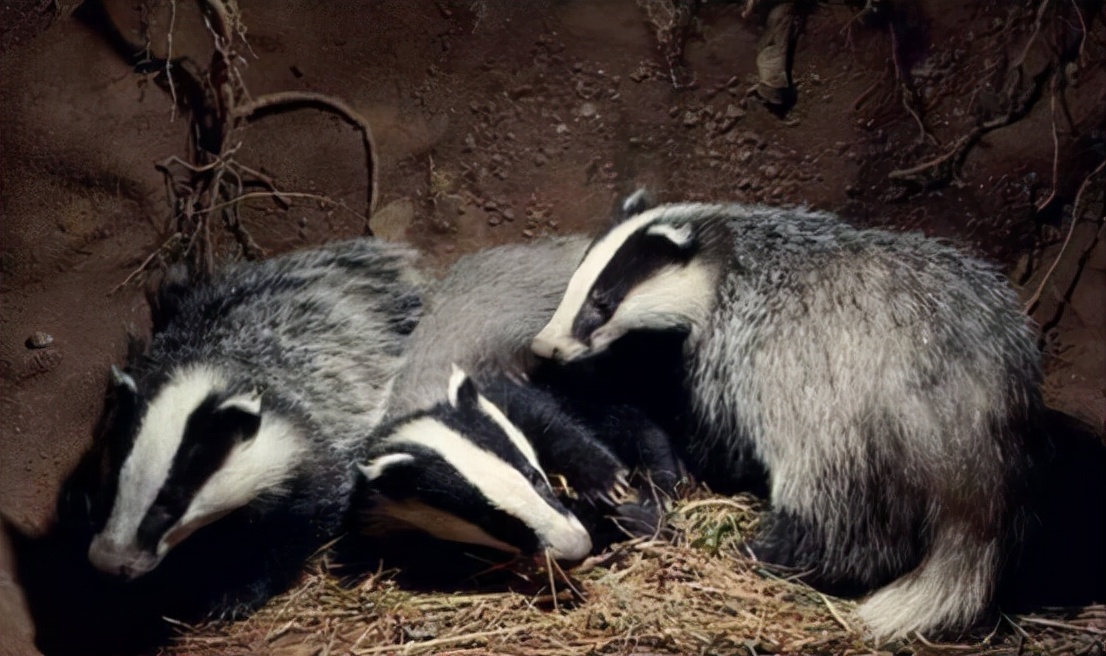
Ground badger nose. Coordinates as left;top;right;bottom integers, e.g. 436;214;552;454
542;513;593;562
88;534;158;580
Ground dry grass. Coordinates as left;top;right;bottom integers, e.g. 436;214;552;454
162;492;1106;656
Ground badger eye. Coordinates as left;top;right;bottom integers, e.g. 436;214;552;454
590;289;613;317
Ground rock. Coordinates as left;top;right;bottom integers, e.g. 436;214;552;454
25;332;53;349
682;110;700;127
578;102;597;118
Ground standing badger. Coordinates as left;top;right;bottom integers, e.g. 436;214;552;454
358;237;679;565
532;194;1044;639
54;239;424;625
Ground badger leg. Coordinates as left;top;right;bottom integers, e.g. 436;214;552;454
592;405;684;497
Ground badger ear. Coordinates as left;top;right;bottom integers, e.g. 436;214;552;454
358;453;416;481
216;392;263;441
645;222;696;251
618;188;655;220
110;365;138;394
447;364;479;409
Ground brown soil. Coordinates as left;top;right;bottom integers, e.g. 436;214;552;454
1;1;1103;653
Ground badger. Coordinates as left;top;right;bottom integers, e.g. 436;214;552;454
54;239;424;624
357;237;681;564
532;193;1045;640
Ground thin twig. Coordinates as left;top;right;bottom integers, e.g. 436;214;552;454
1024;158;1106;313
164;0;179;120
1019;616;1106;635
1036;74;1062;212
815;591;852;633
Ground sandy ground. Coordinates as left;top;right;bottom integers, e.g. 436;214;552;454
1;1;1103;653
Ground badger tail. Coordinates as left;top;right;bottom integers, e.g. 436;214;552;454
857;524;998;640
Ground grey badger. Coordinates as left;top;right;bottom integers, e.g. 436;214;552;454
532;193;1045;639
358;237;681;564
21;238;424;652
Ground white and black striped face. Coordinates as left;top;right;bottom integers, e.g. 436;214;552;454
359;367;592;561
533;202;721;363
88;365;306;579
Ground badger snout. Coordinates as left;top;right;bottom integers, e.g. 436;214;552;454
541;512;592;561
531;333;590;363
88;534;161;580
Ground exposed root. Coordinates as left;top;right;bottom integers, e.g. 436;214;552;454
1024;158;1106;314
234;90;380;218
888;0;1073;189
94;0;380;288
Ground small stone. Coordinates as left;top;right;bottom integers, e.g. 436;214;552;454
462;133;476;152
682;111;700;127
724;104;745;120
533;152;548;166
488;216;502;226
763;165;780;178
26;332;53;349
484;200;498;210
502;209;516;222
522;229;535;239
555;123;569;134
578;102;597;118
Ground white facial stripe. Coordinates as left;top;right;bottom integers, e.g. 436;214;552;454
97;365;227;552
370;498;521;554
600;258;718;341
387;417;591;559
166;414;306;554
359;453;416;481
534;210;664;351
475;394;549;485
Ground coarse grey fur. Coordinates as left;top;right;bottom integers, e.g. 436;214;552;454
79;238;424;618
363;235;678;560
385;236;590;419
534;201;1044;640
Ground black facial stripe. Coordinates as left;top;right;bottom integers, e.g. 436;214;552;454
431;401;535;474
135;394;261;550
369;447;543;555
571;228;695;342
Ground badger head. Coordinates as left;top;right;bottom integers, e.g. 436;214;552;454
357;366;592;561
532;192;723;363
87;364;305;580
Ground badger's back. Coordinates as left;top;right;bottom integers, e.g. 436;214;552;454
693;207;1041;475
689;206;1043;635
386;237;588;418
150;239;423;438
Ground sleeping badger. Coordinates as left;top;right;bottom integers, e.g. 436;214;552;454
355;237;682;570
13;239;424;653
532;192;1046;640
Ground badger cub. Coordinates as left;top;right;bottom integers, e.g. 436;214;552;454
48;239;423;629
533;193;1044;640
357;237;680;564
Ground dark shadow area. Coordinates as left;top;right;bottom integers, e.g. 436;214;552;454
1001;408;1106;611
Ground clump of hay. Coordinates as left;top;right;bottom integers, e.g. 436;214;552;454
164;492;1105;656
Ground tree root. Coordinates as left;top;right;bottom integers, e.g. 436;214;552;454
86;0;380;287
1024;159;1106;316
